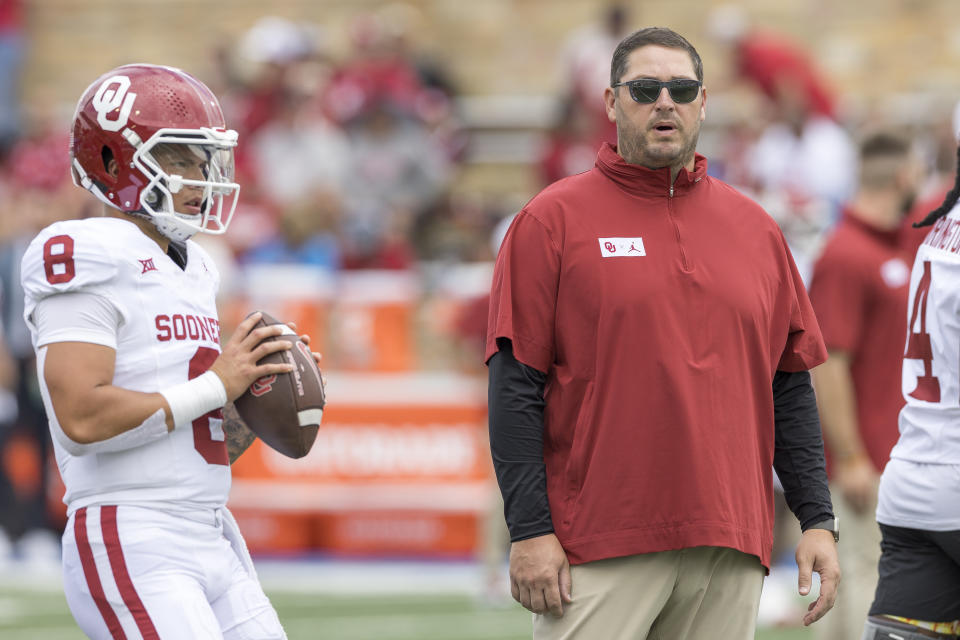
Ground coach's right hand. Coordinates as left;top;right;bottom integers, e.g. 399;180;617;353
510;533;573;617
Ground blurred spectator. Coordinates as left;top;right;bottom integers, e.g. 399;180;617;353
241;86;347;271
708;5;837;120
537;97;604;186
708;111;764;188
228;16;328;142
707;9;857;282
222;9;462;274
748;116;857;213
0;0;23;160
216;194;279;261
212;17;333;262
241;199;341;271
558;3;631;146
250;89;348;208
319;6;466;161
412;191;504;264
323;10;426;126
367;3;467;162
753;189;836;285
340;96;449;269
808;131;923;640
708;6;857;231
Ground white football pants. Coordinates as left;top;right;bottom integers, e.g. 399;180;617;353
62;504;286;639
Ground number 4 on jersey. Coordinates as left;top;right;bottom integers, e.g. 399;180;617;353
904;260;940;402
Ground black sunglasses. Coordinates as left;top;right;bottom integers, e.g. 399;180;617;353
611;78;702;104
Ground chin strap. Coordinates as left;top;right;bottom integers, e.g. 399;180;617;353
152;215;198;243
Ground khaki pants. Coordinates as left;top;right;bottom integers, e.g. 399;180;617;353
815;482;881;640
533;547;765;640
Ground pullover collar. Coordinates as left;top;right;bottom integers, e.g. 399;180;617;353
595;142;708;198
841;207;902;247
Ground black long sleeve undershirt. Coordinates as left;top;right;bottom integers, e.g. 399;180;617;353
487;339;834;542
771;369;835;530
487;340;552;542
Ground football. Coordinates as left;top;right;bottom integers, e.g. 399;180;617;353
233;311;325;459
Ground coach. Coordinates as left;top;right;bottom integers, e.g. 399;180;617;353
486;27;840;639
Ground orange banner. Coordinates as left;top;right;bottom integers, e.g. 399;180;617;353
229;372;494;556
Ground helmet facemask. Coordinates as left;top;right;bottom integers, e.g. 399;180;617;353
132;127;240;242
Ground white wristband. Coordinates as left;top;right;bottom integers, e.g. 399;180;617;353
159;370;227;429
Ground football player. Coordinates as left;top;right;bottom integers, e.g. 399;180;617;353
860;152;960;639
21;64;296;639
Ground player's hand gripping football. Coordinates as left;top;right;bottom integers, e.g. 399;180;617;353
210;311;297;402
286;321;326;390
509;533;573;617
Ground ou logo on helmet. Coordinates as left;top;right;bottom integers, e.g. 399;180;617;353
92;75;137;132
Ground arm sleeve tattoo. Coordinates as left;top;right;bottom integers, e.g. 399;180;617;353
222;402;257;465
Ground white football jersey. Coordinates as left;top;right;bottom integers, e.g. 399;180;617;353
893;205;960;465
22;217;229;514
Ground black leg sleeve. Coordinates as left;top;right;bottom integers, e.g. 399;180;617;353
772;369;835;530
487;339;554;542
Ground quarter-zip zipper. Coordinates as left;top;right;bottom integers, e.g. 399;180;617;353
667;181;691;271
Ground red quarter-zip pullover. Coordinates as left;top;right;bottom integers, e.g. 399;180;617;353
486;143;827;568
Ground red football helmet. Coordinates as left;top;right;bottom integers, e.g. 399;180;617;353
70;64;240;242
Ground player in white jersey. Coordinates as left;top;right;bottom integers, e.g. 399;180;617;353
21;64;306;639
861;167;960;639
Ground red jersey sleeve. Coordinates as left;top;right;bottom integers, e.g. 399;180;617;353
777;231;828;372
808;244;867;354
485;211;560;372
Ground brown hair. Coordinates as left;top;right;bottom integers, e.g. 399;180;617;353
858;131;911;189
610;27;703;86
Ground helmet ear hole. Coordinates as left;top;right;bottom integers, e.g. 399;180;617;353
101;146;118;180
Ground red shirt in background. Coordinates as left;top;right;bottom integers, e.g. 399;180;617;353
486;143;826;569
735;31;836;119
808;211;911;473
0;0;22;32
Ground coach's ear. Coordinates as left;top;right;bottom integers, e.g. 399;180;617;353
604;85;617;123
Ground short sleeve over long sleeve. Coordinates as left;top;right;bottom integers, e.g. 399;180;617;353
485;211;562;373
776;230;828;372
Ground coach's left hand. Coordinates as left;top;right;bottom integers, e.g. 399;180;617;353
796;529;840;626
